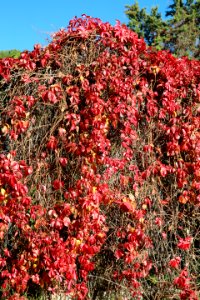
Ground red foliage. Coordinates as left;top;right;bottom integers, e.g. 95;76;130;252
0;15;200;299
169;256;181;269
177;237;192;251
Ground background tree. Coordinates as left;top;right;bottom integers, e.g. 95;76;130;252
0;49;21;59
125;0;200;59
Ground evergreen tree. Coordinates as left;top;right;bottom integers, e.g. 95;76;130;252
125;0;200;59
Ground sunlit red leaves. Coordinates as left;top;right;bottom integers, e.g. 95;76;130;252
59;157;68;167
115;249;124;260
0;57;15;81
65;113;80;132
52;179;64;190
173;269;191;290
15;120;29;134
155;217;163;227
177;237;192;250
26;96;36;108
169;256;181;269
0;14;200;300
41;84;63;104
143;144;153;153
41;90;57;104
46;136;58;150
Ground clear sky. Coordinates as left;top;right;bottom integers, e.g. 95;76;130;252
0;0;169;51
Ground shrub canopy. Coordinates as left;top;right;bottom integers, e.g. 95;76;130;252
0;15;200;300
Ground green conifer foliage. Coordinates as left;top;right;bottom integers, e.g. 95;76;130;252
125;0;200;59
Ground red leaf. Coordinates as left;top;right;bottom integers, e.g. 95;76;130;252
177;237;192;250
59;157;68;167
63;216;70;227
115;249;124;259
47;136;58;150
169;256;181;269
52;179;64;190
120;200;135;213
42;90;58;103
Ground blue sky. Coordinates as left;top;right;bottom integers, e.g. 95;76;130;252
0;1;169;51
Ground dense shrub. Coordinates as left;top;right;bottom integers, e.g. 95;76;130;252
0;15;200;299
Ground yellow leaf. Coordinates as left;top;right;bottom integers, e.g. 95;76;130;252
92;186;97;193
128;193;137;209
0;188;7;197
1;124;10;135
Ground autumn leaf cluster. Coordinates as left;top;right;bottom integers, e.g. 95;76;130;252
0;15;200;299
